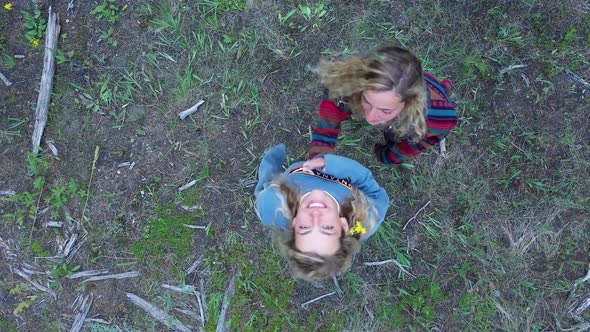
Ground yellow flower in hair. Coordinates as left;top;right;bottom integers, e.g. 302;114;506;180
4;3;13;10
350;221;367;236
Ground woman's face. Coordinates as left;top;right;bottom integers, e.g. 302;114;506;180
292;190;349;256
361;90;406;125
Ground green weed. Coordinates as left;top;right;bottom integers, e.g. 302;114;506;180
278;3;329;32
90;0;124;24
21;9;46;47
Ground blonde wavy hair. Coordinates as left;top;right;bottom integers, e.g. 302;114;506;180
317;46;427;140
270;179;378;282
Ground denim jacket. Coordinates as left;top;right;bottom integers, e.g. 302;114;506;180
254;144;389;241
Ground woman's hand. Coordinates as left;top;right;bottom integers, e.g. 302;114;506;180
302;157;325;170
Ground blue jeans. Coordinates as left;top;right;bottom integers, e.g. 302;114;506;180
254;144;287;197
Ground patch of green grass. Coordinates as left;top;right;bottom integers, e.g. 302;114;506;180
131;204;203;275
377;278;445;329
29;239;51;257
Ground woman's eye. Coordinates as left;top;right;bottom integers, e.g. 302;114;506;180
299;225;310;229
322;225;334;230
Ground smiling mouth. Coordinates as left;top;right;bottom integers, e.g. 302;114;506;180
307;200;327;208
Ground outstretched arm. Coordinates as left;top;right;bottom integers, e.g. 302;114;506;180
308;100;352;159
322;155;390;240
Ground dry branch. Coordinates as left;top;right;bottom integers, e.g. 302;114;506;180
216;270;240;332
32;7;60;154
364;258;416;279
83;271;141;283
70;292;93;332
403;200;431;230
199;278;208;321
174;307;201;321
178;180;197;192
178;99;205;119
13;267;57;299
0;70;12;86
570;261;590;298
161;284;197;295
185;256;203;274
0;190;16;196
565;69;590;88
301;291;337;310
126;292;191;332
68;269;110;280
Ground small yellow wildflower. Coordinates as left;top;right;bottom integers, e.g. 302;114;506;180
3;3;13;10
30;38;40;47
350;221;367;236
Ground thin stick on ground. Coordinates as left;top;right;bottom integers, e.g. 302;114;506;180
403;200;431;230
13;267;57;300
70;292;93;332
199;278;208;320
32;7;60;154
569;261;590;299
81;146;99;228
83;271;140;283
126;292;191;332
301;292;337;310
364;259;416;279
216;270;240;332
0;70;12;86
178;99;205;119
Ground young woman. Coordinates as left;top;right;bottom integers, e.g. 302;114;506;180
308;46;458;166
255;144;389;281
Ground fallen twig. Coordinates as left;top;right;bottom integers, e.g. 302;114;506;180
0;190;16;196
126;292;191;332
70;292;93;332
43;221;63;228
403;201;431;230
216;270;240;332
180;204;201;212
178;180;197;192
81;146;99;227
569;261;590;299
565;69;590;88
13;268;57;299
364;259;416;279
439;138;446;158
0;70;12;86
199;278;208;322
47;142;58;156
301;291;337;310
161;284;197;295
83;271;141;283
185;256;203;274
183;224;206;230
331;274;342;296
569;295;590;321
68;269;109;280
174;307;201;321
32;7;60;154
499;64;528;76
178;99;205;119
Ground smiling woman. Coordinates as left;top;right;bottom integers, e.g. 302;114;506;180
309;45;458;166
254;144;389;282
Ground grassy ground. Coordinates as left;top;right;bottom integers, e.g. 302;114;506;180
1;0;589;331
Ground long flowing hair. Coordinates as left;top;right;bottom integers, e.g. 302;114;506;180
270;178;378;282
316;46;427;141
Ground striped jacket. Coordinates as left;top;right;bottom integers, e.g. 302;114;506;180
309;72;458;165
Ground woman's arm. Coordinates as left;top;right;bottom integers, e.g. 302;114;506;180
375;106;458;165
322;155;390;239
255;185;290;231
308;100;352;159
